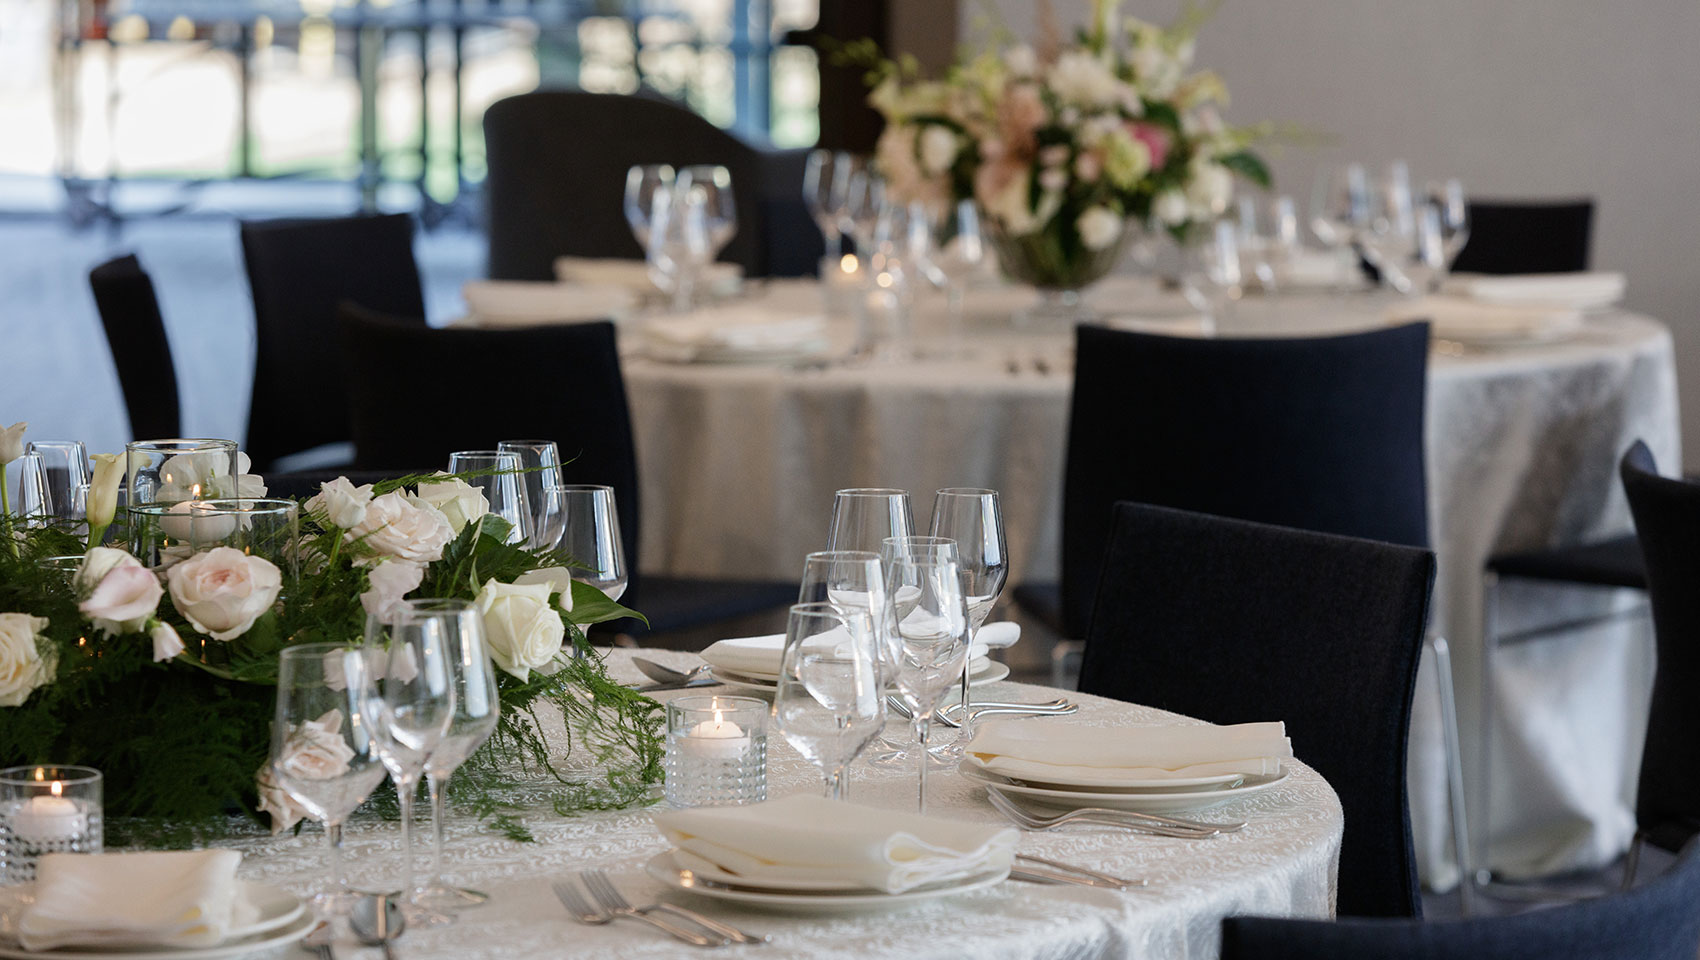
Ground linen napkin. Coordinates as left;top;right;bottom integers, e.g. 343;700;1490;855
967;718;1292;784
17;850;257;950
643;306;829;363
461;280;636;327
701;630;995;679
652;794;1017;893
554;256;743;298
1387;295;1583;343
1442;271;1625;310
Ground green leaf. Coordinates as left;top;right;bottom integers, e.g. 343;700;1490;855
1217;150;1272;188
567;581;647;627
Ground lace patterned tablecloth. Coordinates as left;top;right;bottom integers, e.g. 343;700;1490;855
225;649;1342;960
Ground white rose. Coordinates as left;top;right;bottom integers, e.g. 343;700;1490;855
1077;206;1124;251
1002;44;1037;77
307;476;373;529
1047;51;1124;109
1154;188;1191;226
359;559;424;622
1186;160;1233;220
348;492;455;564
150;621;184;662
255;765;305;834
918;125;959;177
76;547;162;637
165;546;283;641
512;567;577;612
406;474;489;533
0;613;52;707
474;578;565;681
0;422;25;466
1038;167;1069;192
324;645;417;692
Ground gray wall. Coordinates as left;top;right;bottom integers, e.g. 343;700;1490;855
951;0;1700;464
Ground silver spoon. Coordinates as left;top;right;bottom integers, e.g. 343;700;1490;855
351;894;405;960
631;658;716;691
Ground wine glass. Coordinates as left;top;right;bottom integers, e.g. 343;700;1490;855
772;603;883;800
358;604;457;924
1309;163;1369;290
496;440;565;551
677;165;737;259
445;450;531;546
557;484;627;602
1404;202;1449;295
1237;195;1300;294
881;550;971;814
407;599;501;913
921;200;985;355
271;643;388;915
647;181;712;312
25;440;88;527
1359;161;1418;293
1180;218;1243;331
1429;178;1470;276
624;163;674;250
826;488;914;555
843;168;886;255
803;149;855;261
928;488;1008;751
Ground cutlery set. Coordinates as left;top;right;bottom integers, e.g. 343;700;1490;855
554;870;769;947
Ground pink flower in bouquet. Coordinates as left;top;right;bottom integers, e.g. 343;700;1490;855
1127;122;1173;171
77;547;162;637
996;83;1047;161
166;546;282;641
875;124;949;212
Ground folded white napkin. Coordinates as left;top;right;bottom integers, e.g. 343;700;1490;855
461;280;636;327
653;794;1017;893
967;718;1292;784
1442;271;1624;309
1279;249;1363;289
643;306;828;362
1388;295;1583;343
702;630;994;679
18;850;257;951
554;256;743;297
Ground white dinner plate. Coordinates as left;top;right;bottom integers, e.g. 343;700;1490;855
0;883;313;959
643;851;1007;912
959;754;1249;791
710;658;1010;693
959;761;1291;813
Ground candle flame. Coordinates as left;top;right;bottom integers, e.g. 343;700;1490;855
50;781;62;798
190;483;201;498
32;768;43;781
713;709;723;726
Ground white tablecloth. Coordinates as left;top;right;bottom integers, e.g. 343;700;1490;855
223;650;1342;959
616;278;1680;889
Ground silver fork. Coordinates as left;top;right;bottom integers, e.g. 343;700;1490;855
987;785;1245;834
986;787;1232;837
582;869;767;945
553;878;723;946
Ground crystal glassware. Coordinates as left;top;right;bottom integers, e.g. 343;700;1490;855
496;439;566;551
187;498;301;578
921;200;985;356
772;603;882;800
5;453;51;527
678;164;737;259
1359;161;1418;293
881;551;971;814
929;488;1008;752
556;484;627;602
24;440;88;528
826;488;914;556
1429;178;1470;277
647;180;712;311
803;149;855;261
624;163;675;251
1309;163;1370;291
0;765;102;886
445;450;531;546
125;439;237;567
271;644;388;915
663;695;768;808
1181;218;1243;332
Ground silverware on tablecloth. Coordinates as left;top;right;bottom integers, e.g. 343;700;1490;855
885;696;1077;728
1014;853;1145;888
350;894;405;960
582;869;768;945
552;878;724;947
632;658;720;692
986;787;1231;838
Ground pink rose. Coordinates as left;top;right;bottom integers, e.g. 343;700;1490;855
165;546;283;641
76;547;163;637
997;83;1047;161
1128;122;1172;172
359;559;425;622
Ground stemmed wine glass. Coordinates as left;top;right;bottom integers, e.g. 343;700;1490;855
772;603;883;800
408;599;501;912
1359;161;1418;293
825;489;914;760
1180;218;1242;331
270;643;388;915
928;488;1008;752
881;548;972;814
803;150;857;261
647;181;712;312
446;450;532;546
624;163;674;251
920;200;985;356
1428;178;1470;281
843;168;886;256
677;165;737;259
496;440;566;551
1236;195;1300;294
557;484;627;602
1309;162;1369;290
358;605;457;925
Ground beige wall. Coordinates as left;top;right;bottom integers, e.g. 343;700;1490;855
953;0;1700;465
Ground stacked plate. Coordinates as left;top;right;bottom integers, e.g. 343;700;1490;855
0;882;312;960
958;757;1288;814
644;851;1005;913
709;655;1009;694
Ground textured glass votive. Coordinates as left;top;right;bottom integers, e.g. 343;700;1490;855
664;696;767;808
0;766;103;886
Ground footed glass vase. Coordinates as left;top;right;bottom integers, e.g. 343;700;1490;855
985;214;1140;327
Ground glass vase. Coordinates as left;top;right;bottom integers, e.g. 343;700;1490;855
985;213;1139;327
124;439;237;569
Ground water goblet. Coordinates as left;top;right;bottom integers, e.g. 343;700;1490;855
496;439;566;550
445;450;531;546
772;603;883;800
929;489;1008;752
881;552;972;814
557;484;627;602
624;163;674;251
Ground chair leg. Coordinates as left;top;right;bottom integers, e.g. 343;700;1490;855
1430;634;1476;916
1622;832;1645;890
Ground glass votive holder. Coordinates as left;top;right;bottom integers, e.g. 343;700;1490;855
663;696;767;808
126;439;237;568
188;498;300;578
0;766;103;886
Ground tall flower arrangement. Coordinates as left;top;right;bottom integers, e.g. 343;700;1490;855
854;0;1269;290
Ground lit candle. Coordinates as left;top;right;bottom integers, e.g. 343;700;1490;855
158;495;236;543
11;782;87;844
682;709;749;759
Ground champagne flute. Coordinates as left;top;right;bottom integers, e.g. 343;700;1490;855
624;163;674;250
772;603;883;800
496;439;566;550
882;551;972;814
928;488;1008;752
359;605;457;924
271;643;388;915
446;450;531;546
557;484;627;602
408;599;501;912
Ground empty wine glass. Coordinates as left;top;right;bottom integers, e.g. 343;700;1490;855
1310;163;1369;290
1403;202;1449;295
1180;218;1243;331
677;165;737;259
843;168;887;254
408;599;500;913
445;451;531;546
772;603;883;800
25;440;88;527
929;489;1008;751
496;440;565;551
647;181;712;311
1359;161;1418;293
624;163;674;251
920;200;985;355
826;488;914;556
1429;178;1470;276
1237;195;1301;294
804;149;856;261
359;603;457;924
271;643;388;915
557;484;627;602
882;550;971;815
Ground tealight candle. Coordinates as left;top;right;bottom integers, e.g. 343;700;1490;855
664;696;766;808
156;500;197;541
10;783;87;844
682;711;750;759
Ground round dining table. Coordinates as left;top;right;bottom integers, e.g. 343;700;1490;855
225;649;1342;959
613;276;1679;890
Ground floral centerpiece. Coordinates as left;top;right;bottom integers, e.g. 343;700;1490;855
852;0;1269;302
0;424;660;841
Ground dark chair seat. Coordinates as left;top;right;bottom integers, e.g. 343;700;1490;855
635;576;798;636
88;254;181;440
1451;199;1594;275
1486;534;1645;589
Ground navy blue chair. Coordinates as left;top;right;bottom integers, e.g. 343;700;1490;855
240;214;426;472
88;254;181;440
1451;199;1594;275
1081;502;1436;918
1221;839;1700;959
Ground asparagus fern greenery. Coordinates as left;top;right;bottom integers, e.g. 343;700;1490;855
0;470;662;846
